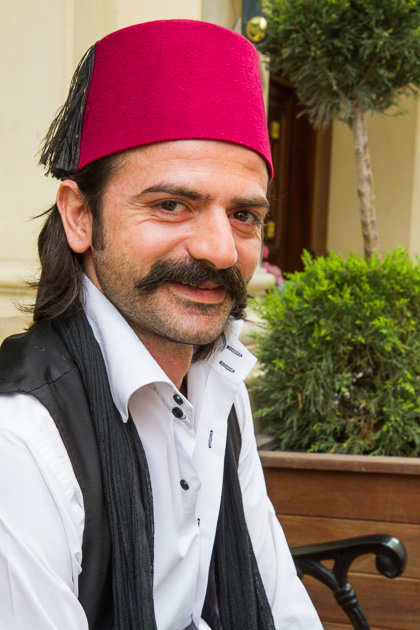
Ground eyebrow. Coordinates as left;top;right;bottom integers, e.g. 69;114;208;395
133;184;270;210
135;184;209;202
230;196;271;210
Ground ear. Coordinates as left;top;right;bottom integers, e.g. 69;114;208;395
56;180;92;253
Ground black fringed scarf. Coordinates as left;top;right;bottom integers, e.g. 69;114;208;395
54;310;275;630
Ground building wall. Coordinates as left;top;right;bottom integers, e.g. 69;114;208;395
327;95;420;258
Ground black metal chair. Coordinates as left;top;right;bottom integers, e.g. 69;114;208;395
291;534;407;630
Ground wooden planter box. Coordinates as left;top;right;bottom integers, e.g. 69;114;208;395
259;450;420;630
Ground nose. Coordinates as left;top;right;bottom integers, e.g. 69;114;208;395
185;207;238;269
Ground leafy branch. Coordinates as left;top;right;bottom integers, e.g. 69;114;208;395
261;0;420;259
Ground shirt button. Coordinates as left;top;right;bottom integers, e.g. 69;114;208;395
172;407;183;419
180;479;189;491
173;393;183;405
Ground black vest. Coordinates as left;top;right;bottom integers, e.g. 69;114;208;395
0;319;241;629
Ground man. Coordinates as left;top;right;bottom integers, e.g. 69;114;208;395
0;20;322;630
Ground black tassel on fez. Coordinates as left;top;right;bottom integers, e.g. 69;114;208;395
39;44;96;179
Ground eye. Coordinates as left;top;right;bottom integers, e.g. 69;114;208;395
156;200;186;212
232;210;261;225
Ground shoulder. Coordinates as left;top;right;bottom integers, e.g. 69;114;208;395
0;319;76;394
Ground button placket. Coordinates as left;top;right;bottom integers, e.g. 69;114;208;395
171;400;200;518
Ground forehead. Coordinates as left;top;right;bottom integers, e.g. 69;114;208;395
110;140;269;195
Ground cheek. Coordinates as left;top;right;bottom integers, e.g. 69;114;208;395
236;239;262;278
113;222;178;259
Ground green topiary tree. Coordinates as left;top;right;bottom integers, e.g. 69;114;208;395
252;248;420;456
260;0;420;260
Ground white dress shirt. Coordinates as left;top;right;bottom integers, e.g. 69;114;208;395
0;277;322;630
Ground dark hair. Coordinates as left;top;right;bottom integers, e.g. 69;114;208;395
30;153;123;323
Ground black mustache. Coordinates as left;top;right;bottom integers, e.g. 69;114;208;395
135;259;249;319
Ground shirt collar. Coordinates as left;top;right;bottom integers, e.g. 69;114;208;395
205;318;257;385
82;275;257;421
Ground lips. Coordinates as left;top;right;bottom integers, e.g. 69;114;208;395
178;281;220;290
169;281;227;303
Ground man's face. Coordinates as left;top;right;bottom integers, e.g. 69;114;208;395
85;140;269;349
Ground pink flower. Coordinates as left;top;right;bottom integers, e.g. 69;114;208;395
261;261;284;286
262;243;284;286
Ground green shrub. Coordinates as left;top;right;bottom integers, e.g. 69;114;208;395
252;248;420;456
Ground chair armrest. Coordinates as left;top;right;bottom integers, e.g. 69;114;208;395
290;534;407;630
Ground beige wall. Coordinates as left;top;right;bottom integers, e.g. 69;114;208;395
327;95;420;258
202;0;242;29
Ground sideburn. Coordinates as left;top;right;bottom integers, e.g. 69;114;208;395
91;211;106;251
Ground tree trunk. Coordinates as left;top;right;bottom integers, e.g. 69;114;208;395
351;105;380;261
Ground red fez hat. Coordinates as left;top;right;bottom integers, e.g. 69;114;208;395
41;20;273;179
